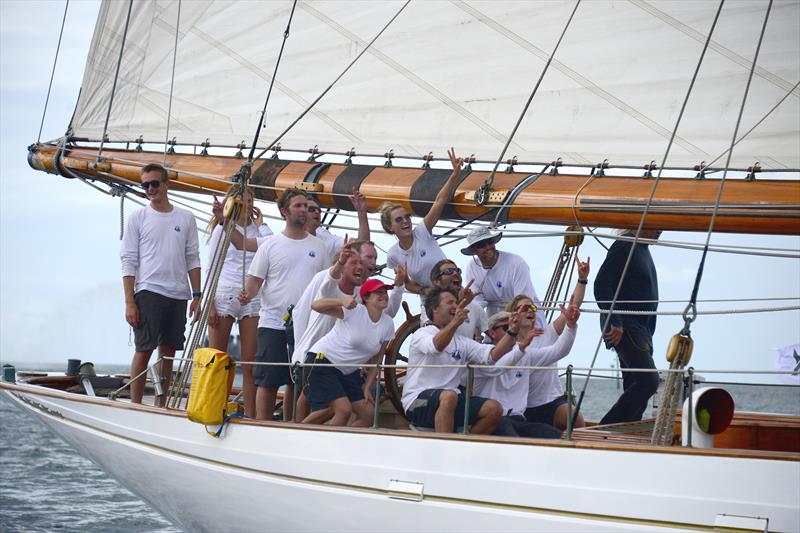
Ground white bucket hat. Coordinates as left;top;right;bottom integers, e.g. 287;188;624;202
460;227;502;256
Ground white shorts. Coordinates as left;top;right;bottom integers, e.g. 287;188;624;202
214;285;260;320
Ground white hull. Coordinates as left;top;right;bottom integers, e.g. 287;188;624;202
3;383;798;532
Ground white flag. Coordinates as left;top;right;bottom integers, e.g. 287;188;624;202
774;343;800;385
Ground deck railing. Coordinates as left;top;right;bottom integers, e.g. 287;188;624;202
143;356;799;443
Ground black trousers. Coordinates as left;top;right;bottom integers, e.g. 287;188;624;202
600;327;659;425
493;415;562;439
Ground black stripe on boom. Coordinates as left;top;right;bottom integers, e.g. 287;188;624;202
409;169;471;219
332;165;373;210
251;159;291;202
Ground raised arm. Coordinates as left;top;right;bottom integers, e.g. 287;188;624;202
553;255;589;334
212;195;259;251
489;308;522;361
385;263;407;318
423;147;463;233
432;300;469;352
311;295;356;320
349;188;371;242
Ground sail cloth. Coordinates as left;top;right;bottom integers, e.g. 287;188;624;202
71;0;800;169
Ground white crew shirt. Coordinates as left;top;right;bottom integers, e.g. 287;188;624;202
292;270;406;364
248;232;327;329
291;269;348;364
206;222;272;288
120;204;201;300
475;324;576;416
465;251;545;327
309;304;395;374
526;324;572;408
387;224;445;289
420;300;488;341
315;227;345;266
401;324;496;413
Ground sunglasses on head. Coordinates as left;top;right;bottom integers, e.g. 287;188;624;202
307;205;319;213
393;213;412;224
141;180;163;190
436;267;461;278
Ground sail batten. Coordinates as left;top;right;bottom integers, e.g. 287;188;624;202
70;1;800;169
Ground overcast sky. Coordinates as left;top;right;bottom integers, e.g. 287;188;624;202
1;1;798;388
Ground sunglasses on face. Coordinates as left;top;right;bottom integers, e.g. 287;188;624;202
517;303;538;313
307;205;319;213
492;323;509;332
436;267;461;278
472;239;493;250
393;214;412;224
141;180;163;190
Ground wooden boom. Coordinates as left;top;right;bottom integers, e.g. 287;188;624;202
28;144;800;235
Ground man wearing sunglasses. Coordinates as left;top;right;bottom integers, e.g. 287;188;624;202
461;227;545;328
305;190;370;267
121;163;201;405
427;259;488;341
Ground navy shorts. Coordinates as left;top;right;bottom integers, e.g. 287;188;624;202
406;387;488;431
524;394;568;425
132;290;187;352
304;353;364;412
254;328;293;388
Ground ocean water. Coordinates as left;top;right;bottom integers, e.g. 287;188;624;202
1;364;797;533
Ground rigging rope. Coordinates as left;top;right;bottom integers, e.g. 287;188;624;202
96;0;133;162
162;0;182;164
477;0;581;204
682;0;775;333
574;0;726;427
252;1;411;161
37;0;69;144
246;0;298;161
652;0;774;447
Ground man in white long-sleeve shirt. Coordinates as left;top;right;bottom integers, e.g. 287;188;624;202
121;163;201;405
462;227;545;328
401;287;520;434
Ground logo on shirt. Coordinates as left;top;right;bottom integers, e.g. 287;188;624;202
496;281;503;288
174;226;181;232
449;350;462;361
309;251;316;258
515;370;523;378
420;250;427;257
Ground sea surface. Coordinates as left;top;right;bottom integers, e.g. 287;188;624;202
1;363;798;533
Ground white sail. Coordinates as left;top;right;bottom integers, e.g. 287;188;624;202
71;0;800;169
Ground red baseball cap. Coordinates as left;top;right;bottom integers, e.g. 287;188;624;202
359;278;394;300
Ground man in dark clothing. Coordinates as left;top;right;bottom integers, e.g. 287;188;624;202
594;229;661;425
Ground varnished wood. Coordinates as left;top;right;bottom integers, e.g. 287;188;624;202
29;145;800;235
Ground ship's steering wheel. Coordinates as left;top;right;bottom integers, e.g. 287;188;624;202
382;302;420;419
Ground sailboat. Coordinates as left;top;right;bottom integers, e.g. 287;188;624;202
4;0;800;531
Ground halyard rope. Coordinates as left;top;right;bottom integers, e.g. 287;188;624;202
574;0;726;425
37;0;69;144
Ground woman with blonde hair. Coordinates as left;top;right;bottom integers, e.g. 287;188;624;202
206;185;272;417
506;255;590;430
381;147;463;294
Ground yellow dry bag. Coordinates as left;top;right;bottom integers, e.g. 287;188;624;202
187;347;236;425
